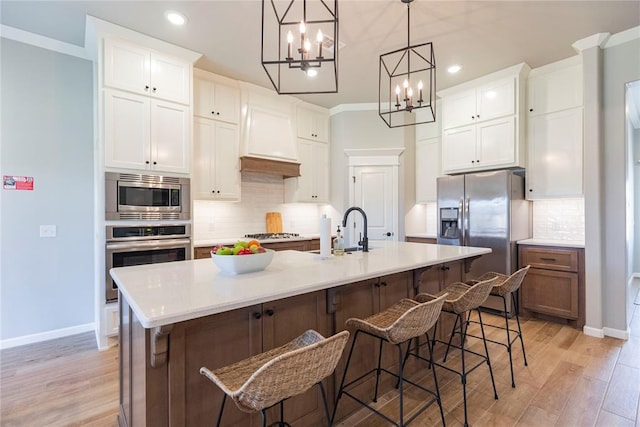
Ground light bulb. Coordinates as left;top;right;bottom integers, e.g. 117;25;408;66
418;80;423;90
307;69;318;77
287;31;293;44
316;29;323;42
304;38;311;52
300;21;306;34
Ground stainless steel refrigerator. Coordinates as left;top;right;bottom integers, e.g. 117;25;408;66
437;169;531;314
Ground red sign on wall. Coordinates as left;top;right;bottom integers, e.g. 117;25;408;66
3;175;34;190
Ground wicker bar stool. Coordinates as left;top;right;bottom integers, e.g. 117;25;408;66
200;329;349;427
465;265;531;388
332;294;448;427
416;277;499;427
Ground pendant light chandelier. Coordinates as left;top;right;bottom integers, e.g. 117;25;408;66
379;0;436;128
261;0;339;94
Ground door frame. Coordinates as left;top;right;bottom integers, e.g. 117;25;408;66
345;148;403;245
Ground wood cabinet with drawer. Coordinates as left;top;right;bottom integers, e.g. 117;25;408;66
518;245;585;329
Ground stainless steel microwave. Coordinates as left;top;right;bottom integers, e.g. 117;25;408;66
105;172;190;220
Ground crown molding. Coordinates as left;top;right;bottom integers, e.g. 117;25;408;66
1;24;90;60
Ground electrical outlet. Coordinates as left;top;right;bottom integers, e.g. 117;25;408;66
39;225;56;238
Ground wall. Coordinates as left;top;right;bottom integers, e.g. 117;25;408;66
603;33;640;332
329;108;414;241
0;39;94;346
194;172;329;240
634;126;640;272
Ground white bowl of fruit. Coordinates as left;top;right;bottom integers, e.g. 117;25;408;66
210;240;274;274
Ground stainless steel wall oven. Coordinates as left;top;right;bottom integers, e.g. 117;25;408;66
106;172;190;221
105;224;191;302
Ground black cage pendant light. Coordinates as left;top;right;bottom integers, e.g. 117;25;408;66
261;0;339;94
379;0;436;128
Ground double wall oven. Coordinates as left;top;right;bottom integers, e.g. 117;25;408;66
105;172;191;303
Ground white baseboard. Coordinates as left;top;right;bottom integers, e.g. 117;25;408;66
0;323;95;350
603;327;630;340
583;326;605;338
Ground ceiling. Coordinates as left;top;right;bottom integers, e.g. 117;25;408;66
1;1;639;109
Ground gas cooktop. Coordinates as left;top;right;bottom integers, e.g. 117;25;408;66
244;233;300;240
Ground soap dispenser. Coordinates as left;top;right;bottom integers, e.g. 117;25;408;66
333;226;345;256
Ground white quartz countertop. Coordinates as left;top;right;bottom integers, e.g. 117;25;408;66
517;238;585;248
111;241;491;328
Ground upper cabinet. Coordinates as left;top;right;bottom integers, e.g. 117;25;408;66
296;103;329;142
103;38;191;105
104;89;190;174
439;63;529;174
527;60;582;117
526;57;583;199
442;77;515;130
194;69;240;124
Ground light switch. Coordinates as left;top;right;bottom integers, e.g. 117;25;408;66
40;225;57;238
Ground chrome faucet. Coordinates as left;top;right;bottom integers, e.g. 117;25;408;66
342;207;368;252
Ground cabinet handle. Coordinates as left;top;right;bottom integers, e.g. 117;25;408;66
145;85;149;91
471;115;475;119
216;112;220;116
253;312;262;319
476;114;480;119
152;87;157;93
153;161;157;165
374;282;380;288
540;257;557;262
529;108;533;112
471;160;475;163
529;189;533;192
217;190;220;194
265;309;274;317
145;160;150;164
380;281;387;287
476;159;480;163
211;111;215;115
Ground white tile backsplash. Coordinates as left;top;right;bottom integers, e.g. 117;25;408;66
532;198;585;241
193;172;331;240
426;202;437;235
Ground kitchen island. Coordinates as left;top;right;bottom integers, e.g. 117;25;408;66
111;241;490;427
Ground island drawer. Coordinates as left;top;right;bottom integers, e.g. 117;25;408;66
519;246;579;272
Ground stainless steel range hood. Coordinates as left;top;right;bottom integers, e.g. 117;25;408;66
240;156;301;178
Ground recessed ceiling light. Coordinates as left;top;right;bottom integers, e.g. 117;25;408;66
165;10;187;26
447;65;461;74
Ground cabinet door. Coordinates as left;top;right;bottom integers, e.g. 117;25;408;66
262;292;331;426
150;52;190;105
297;105;329;142
150;100;190;174
476;77;515;122
314;142;329;202
214;122;241;199
526;108;583;199
168;305;262;427
297;139;315;201
527;64;582;116
194;79;240;124
103;39;150;97
245;106;297;160
332;279;378;423
193;119;240;200
415;137;440;203
442;89;476;129
476;116;515;169
521;268;579;320
104;89;150;170
442;125;476;173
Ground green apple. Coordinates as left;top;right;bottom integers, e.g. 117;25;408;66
216;247;233;255
234;241;249;249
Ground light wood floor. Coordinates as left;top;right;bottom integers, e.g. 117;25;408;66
2;306;639;427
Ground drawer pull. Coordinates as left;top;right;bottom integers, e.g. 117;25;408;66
540;257;557;262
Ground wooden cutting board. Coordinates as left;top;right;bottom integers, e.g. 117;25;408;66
266;212;283;233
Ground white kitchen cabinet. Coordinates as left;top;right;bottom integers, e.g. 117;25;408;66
296;103;329;142
442;77;515;130
415;137;441;203
284;139;329;203
104;89;190;174
527;61;582;117
193;117;240;200
194;70;240;124
442;116;515;174
103;38;191;105
526;107;583;199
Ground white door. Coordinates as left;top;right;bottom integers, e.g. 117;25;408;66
349;165;396;247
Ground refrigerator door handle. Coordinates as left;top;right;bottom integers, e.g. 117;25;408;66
464;197;470;246
458;198;464;246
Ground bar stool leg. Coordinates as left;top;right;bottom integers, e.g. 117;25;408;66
261;408;267;427
373;339;384;402
426;331;446;427
443;315;460;363
458;313;470;427
513;292;528;366
318;382;331;427
501;294;517;388
279;400;285;425
331;330;360;424
215;394;227;427
397;343;405;425
477;309;499;400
